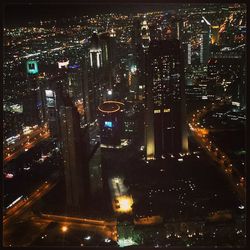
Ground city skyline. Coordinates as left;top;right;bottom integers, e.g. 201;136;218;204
3;2;246;248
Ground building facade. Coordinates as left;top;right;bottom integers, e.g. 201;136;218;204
145;39;189;160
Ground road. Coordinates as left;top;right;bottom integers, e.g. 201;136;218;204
189;102;246;204
30;214;117;241
3;171;60;225
3;125;50;165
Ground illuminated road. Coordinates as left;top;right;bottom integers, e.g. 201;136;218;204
30;214;117;241
3;125;50;165
189;102;246;204
3;172;60;225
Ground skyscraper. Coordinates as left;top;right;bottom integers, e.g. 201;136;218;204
43;88;60;138
89;31;103;69
98;100;125;148
24;60;42;126
140;18;151;51
60;97;89;214
67;64;83;101
145;39;188;160
137;17;151;102
200;18;211;65
87;32;105;122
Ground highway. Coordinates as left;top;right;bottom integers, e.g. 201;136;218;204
30;214;117;241
3;171;60;225
189;102;246;204
3;125;50;165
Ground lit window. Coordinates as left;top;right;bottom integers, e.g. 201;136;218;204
163;108;170;113
154;110;161;114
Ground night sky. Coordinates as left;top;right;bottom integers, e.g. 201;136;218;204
3;2;183;26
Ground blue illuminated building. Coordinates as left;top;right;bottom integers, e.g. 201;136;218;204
98;101;125;148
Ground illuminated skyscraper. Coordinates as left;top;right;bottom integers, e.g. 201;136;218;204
145;39;188;160
140;18;151;51
89;31;103;69
88;32;105;122
137;17;150;102
24;60;42;126
67;64;83;101
43;88;60;138
200;17;211;65
182;42;192;67
109;28;117;65
60;97;89;214
98;101;125;148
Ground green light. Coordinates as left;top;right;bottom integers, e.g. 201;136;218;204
131;65;137;73
117;238;138;247
26;60;38;75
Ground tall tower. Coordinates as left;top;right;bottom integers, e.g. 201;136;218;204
88;31;104;122
67;64;83;101
137;17;151;102
140;18;151;51
200;17;211;65
98;101;125;148
24;60;42;126
43;88;60;138
89;31;103;69
145;39;188;160
60;97;89;214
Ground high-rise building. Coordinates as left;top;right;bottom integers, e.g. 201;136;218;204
67;64;83;101
98;101;125;148
137;17;150;102
132;17;141;48
60;97;89;214
145;39;188;160
182;42;192;67
109;28;117;65
89;31;103;69
43;88;60;138
24;61;42;126
140;18;151;51
87;32;106;122
66;64;89;125
200;18;211;65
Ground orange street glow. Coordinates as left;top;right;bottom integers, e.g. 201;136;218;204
61;226;68;232
115;195;133;213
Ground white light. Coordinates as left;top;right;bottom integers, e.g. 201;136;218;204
178;158;183;162
90;52;93;66
97;52;100;68
107;90;112;95
58;60;69;69
118;238;137;247
239;205;245;210
84;236;91;240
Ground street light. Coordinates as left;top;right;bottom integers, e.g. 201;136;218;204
116;195;133;213
61;226;68;233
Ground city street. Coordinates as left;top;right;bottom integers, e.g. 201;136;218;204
189;103;245;204
4;125;50;165
3;172;60;225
